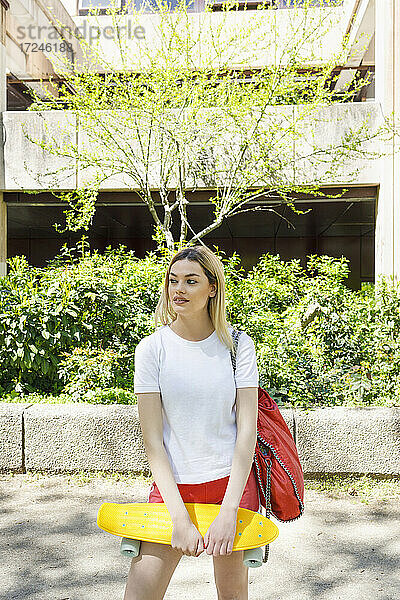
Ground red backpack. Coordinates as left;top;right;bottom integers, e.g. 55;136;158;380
230;329;305;562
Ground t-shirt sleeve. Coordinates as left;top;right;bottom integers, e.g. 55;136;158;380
234;332;259;388
133;336;160;394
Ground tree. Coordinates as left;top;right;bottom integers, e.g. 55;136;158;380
23;0;392;251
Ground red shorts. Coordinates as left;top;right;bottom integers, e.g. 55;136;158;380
148;467;260;512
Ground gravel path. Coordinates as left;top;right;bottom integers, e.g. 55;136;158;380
1;474;399;600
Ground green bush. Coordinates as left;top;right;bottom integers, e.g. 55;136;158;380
57;346;133;401
1;388;137;405
0;242;167;395
0;241;399;408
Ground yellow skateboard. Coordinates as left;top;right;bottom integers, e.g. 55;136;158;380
97;502;279;567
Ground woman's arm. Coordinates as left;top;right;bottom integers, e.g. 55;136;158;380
203;386;258;555
220;386;258;512
137;391;191;524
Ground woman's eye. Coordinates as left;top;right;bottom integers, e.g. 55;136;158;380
169;279;196;284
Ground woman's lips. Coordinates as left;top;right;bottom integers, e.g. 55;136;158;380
174;299;188;304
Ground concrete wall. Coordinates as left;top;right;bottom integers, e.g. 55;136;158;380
2;110;77;190
8;0;86;92
1;102;383;192
1;402;399;476
69;1;355;71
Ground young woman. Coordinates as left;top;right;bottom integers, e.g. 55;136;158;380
123;244;259;600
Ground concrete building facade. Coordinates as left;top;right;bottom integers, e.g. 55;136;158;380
0;0;398;288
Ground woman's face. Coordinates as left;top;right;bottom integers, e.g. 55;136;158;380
168;259;216;317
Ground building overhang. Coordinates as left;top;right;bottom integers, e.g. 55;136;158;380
1;102;384;192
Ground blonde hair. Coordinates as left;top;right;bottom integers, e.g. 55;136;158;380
154;244;236;355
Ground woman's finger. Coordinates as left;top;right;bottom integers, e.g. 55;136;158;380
196;537;203;556
220;540;229;555
213;542;223;556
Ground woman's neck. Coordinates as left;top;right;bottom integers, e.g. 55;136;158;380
169;316;215;342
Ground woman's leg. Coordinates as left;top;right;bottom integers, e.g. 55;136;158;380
206;470;259;599
212;550;249;600
123;541;183;600
125;479;202;599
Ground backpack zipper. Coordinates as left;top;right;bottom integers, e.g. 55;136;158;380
257;433;305;523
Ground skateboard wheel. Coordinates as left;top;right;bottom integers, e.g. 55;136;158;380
120;538;141;558
243;547;263;568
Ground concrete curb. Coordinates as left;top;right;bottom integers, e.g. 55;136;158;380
0;402;399;476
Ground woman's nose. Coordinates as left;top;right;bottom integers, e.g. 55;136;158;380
173;283;186;294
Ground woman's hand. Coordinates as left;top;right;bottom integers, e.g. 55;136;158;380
203;507;238;556
171;518;205;557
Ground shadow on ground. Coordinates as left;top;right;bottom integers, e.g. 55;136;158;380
1;475;399;600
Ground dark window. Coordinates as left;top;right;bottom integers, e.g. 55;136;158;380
79;0;121;8
79;0;197;14
276;0;344;6
78;0;344;15
130;0;197;10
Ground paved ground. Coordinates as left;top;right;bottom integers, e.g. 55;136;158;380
1;473;399;600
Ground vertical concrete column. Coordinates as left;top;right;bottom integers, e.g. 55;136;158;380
0;1;6;111
0;2;8;277
375;0;400;284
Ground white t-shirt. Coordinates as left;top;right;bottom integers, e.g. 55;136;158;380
133;324;259;484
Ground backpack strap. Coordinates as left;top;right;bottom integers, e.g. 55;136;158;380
230;328;271;564
230;328;243;373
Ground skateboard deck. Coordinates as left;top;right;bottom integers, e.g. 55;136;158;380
97;502;279;550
